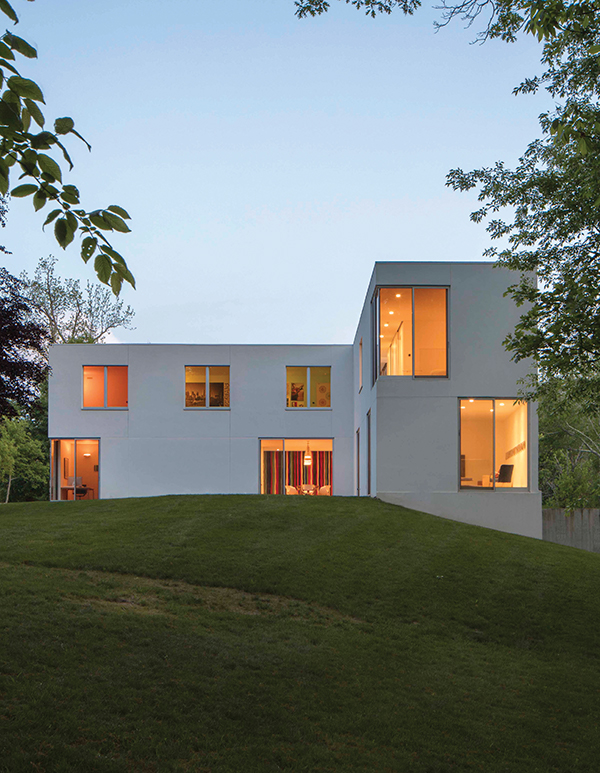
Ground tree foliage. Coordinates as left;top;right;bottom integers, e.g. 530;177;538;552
0;266;47;418
0;413;46;503
21;255;135;344
0;0;134;294
446;6;600;398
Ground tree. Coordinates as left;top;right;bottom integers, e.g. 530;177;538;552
21;255;135;344
445;7;600;401
0;413;46;503
0;266;47;418
0;0;134;293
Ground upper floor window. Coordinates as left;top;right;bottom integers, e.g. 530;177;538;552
286;366;331;408
358;338;363;392
460;398;528;490
185;366;230;408
376;287;447;378
83;366;128;408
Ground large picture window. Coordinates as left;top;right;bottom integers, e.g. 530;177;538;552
185;366;230;408
460;399;528;490
286;366;331;408
261;439;332;495
83;366;128;408
376;287;447;378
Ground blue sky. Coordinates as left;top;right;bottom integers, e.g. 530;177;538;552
2;0;550;344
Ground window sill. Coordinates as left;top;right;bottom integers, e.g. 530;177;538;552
184;407;230;411
82;407;128;411
459;487;530;492
285;407;332;411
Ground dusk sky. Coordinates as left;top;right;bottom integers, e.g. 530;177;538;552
3;0;550;344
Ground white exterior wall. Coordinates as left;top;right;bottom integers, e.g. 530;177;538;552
48;260;542;539
48;344;354;498
352;262;541;538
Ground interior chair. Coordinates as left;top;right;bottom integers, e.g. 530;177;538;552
285;485;298;495
301;483;316;495
318;485;331;496
496;464;514;487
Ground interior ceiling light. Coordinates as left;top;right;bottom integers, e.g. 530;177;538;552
380;335;384;338
83;453;91;457
384;323;389;327
389;311;394;315
461;406;465;409
490;409;494;412
469;399;474;403
499;402;505;406
396;293;401;297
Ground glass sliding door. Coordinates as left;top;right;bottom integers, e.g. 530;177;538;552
261;439;333;496
50;439;99;500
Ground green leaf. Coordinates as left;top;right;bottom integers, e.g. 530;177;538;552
0;57;19;75
106;204;131;220
70;127;91;151
30;131;55;150
54;116;74;135
32;187;46;211
110;272;122;296
20;106;29;132
102;211;131;233
81;236;97;263
0;40;14;60
590;44;600;55
24;98;44;127
42;208;61;229
0;174;8;195
10;182;36;197
0;1;19;24
54;218;67;248
54;139;73;170
5;33;37;59
99;245;126;266
89;212;112;230
0;99;20;128
7;75;43;102
60;187;79;205
114;261;136;289
94;252;112;284
65;210;77;232
37;153;61;183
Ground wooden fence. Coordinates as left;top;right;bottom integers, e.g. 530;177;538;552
543;509;600;553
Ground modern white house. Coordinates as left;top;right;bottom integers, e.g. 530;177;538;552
48;261;542;538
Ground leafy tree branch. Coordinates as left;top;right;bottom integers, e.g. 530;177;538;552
0;0;134;294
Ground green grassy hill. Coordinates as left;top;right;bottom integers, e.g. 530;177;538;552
1;495;599;772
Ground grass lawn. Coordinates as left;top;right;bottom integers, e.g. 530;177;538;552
1;494;599;772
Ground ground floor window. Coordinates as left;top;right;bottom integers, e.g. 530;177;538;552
460;399;528;489
261;438;332;495
50;439;99;500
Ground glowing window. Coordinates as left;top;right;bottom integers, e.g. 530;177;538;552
460;399;528;490
286;366;331;408
377;287;447;377
185;366;230;408
83;366;128;408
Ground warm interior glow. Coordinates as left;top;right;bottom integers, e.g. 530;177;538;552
51;439;99;501
460;399;528;489
185;366;206;407
413;288;447;376
83;366;104;407
261;439;332;495
379;287;412;376
107;366;128;407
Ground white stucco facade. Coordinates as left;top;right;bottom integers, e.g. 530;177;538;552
48;261;542;538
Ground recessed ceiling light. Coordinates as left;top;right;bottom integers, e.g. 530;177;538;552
490;409;494;412
461;406;465;409
395;293;401;298
389;311;394;315
499;402;505;406
469;399;474;403
384;323;389;327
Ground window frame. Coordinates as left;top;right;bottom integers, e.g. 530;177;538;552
285;365;332;410
458;397;529;492
372;285;449;380
258;437;334;495
184;365;231;410
82;365;128;410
